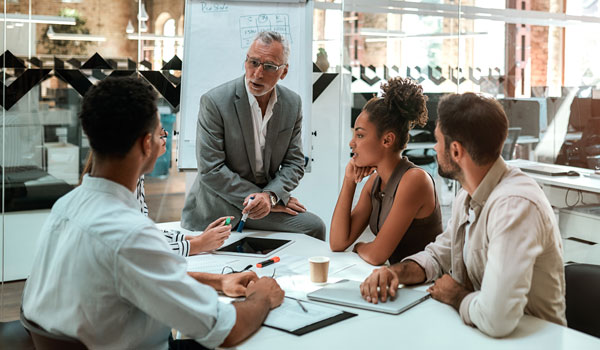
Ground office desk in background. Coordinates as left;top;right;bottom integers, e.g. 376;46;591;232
507;159;600;194
156;222;600;350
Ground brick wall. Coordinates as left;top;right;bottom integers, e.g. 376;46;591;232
530;0;550;87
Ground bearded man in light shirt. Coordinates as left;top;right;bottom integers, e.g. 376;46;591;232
359;92;566;337
182;30;325;240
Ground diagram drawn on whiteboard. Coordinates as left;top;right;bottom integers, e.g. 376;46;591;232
239;14;292;48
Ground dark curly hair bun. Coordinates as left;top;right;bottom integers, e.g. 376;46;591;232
381;77;428;128
363;76;429;152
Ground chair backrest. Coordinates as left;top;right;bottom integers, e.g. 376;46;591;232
502;127;521;160
565;263;600;338
20;308;87;350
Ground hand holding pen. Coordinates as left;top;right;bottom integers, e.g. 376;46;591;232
242;193;272;220
188;216;233;254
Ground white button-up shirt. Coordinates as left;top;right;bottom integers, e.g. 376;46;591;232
22;175;236;349
245;77;278;181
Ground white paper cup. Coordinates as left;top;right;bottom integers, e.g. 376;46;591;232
309;256;330;283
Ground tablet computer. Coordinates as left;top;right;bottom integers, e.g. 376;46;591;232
214;237;294;257
307;279;430;315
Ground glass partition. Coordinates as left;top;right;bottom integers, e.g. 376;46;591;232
0;0;187;322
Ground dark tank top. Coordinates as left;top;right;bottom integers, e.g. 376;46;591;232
369;157;442;264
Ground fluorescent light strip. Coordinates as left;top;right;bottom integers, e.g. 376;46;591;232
360;28;405;37
127;33;184;41
364;31;488;42
47;25;106;42
315;0;600;27
0;13;75;25
48;33;106;42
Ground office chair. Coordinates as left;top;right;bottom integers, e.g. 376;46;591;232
0;320;34;350
565;263;600;338
20;308;87;350
502;127;521;160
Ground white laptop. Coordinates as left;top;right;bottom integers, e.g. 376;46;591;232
307;279;430;315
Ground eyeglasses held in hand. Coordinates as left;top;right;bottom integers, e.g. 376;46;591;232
245;56;287;73
221;265;252;274
221;265;276;278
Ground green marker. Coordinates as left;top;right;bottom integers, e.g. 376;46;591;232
224;217;231;225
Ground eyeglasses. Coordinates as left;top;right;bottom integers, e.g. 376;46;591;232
221;265;276;278
160;128;168;141
245;56;287;73
221;265;252;274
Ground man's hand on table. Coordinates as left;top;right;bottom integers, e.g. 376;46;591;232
360;266;400;304
427;274;472;312
221;271;259;297
246;277;285;309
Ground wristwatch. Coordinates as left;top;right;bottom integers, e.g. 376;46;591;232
267;192;278;207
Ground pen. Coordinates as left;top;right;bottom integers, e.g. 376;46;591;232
237;196;254;232
296;299;308;313
256;256;280;268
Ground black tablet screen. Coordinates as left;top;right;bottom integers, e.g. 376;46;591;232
216;237;291;254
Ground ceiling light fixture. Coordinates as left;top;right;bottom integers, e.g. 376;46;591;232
47;25;107;42
140;21;148;33
126;20;135;34
0;13;76;25
138;2;149;22
127;33;184;41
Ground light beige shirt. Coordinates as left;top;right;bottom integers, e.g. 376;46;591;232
404;157;566;337
245;77;278;183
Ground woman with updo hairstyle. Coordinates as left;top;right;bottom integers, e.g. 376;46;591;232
330;77;442;265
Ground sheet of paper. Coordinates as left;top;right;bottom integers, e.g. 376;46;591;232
263;297;343;332
186;254;239;274
264;254;355;277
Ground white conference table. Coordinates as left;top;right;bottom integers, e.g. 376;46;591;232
157;222;600;350
507;159;600;194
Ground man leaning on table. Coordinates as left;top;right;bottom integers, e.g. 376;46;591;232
360;92;566;337
22;77;284;350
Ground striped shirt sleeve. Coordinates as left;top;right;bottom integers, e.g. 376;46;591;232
169;240;190;257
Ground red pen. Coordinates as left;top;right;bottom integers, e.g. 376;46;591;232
256;256;280;268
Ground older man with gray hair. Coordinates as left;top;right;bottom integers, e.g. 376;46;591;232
182;31;325;240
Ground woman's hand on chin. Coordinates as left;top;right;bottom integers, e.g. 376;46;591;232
345;159;376;184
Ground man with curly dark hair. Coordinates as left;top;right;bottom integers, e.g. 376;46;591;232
360;92;566;338
22;76;284;349
330;77;442;265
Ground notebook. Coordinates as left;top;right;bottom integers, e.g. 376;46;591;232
307;279;430;315
263;297;356;335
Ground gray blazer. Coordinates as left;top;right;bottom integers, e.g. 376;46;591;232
181;76;305;230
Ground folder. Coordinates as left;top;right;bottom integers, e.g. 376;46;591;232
263;297;356;335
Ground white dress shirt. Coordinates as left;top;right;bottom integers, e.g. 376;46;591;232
245;77;278;183
22;175;236;349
